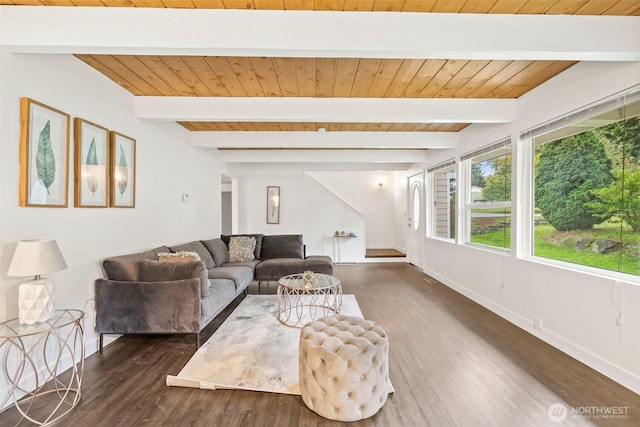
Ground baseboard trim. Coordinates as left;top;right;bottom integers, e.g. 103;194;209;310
422;267;640;396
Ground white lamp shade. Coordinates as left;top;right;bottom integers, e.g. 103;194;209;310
8;240;67;278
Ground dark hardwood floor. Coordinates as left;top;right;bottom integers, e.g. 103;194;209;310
1;263;638;426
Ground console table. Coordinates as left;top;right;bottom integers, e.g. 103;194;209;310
333;234;357;264
0;309;85;426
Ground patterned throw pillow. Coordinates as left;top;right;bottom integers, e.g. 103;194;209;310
157;251;201;262
228;236;256;262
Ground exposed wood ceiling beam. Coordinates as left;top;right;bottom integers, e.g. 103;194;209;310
135;97;517;124
213;149;429;165
2;8;639;61
189;131;458;150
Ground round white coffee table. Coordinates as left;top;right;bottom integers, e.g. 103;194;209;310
277;273;342;328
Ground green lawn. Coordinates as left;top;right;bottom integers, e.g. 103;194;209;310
471;228;511;248
471;222;639;275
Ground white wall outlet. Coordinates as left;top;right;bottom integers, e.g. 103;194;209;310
534;316;542;332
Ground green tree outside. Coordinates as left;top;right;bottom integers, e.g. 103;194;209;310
535;131;614;231
482;156;511;202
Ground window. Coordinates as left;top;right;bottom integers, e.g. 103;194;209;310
412;183;420;232
429;160;456;240
462;139;511;250
526;90;640;277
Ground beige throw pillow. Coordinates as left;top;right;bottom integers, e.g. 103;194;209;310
157;251;201;262
228;236;256;262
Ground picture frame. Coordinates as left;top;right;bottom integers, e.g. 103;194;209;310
267;186;280;224
74;118;109;208
19;98;70;207
109;131;136;208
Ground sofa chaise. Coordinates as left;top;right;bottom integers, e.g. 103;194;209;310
95;234;333;351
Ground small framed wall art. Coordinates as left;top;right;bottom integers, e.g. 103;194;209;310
109;131;136;208
267;186;280;224
19;98;70;207
74;118;109;208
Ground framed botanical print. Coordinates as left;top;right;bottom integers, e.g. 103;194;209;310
267;186;280;224
19;98;70;207
109;131;136;208
74;118;109;208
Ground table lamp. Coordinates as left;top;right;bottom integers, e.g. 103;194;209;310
7;239;67;325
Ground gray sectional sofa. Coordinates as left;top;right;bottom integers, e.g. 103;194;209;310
95;234;333;351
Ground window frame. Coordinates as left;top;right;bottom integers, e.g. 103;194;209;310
461;138;512;252
519;86;640;281
427;159;457;242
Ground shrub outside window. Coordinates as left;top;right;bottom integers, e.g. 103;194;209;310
429;161;456;240
529;93;639;277
463;139;511;250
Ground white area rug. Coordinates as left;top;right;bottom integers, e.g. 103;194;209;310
166;294;363;395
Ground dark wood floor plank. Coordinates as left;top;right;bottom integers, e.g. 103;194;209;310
1;263;637;426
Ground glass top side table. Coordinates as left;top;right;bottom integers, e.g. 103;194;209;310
277;273;342;328
0;309;85;426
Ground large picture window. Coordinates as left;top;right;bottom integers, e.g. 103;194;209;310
429;160;456;240
462;139;511;250
528;91;639;277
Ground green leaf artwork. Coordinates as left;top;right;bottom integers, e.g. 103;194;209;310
85;137;99;194
35;120;55;195
118;144;128;197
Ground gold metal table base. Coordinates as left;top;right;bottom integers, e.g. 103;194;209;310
0;309;85;426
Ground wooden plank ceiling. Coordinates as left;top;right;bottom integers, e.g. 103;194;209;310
75;55;576;132
7;0;636;133
2;0;639;15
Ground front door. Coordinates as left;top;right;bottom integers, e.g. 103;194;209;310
407;172;424;270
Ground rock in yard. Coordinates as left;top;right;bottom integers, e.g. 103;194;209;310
573;238;593;251
592;239;621;254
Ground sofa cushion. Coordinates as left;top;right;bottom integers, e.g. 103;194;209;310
138;260;209;297
207;266;254;291
224;260;261;270
304;256;334;275
138;259;209;298
103;253;146;281
228;236;256;262
201;238;229;266
168;241;216;269
254;258;306;281
222;234;263;259
201;279;236;324
260;235;304;260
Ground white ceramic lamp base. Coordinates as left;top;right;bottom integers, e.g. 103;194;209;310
18;279;55;325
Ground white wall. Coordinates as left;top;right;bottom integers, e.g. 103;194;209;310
306;171;397;250
0;50;227;406
420;61;640;394
393;170;410;253
235;171;366;262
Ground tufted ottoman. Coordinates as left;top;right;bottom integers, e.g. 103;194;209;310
298;314;391;421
